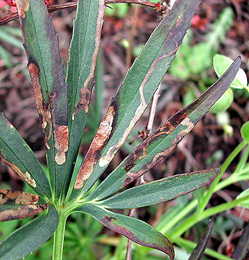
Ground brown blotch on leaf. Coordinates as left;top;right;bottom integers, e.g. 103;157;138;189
54;125;69;165
74;105;115;189
28;63;52;149
16;0;30;18
0;189;39;205
0;203;48;222
124;118;194;186
124;121;175;174
79;87;92;113
0;156;37;187
104;216;117;222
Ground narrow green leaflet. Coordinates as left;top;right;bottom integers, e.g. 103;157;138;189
0;189;47;222
66;52;105;199
90;57;241;200
0;205;58;260
16;0;68;198
0;114;51;198
188;218;214;260
76;204;174;260
100;169;219;209
64;0;105;196
73;0;202;195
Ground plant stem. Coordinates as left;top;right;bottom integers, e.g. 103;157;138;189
170;195;249;240
52;210;68;260
199;140;247;213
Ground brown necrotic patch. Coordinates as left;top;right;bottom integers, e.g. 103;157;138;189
123;118;194;186
0;156;36;187
54;125;68;165
124;121;175;173
74;105;115;189
16;0;30;18
0;203;48;222
0;189;39;205
78;87;92;113
28;63;52;149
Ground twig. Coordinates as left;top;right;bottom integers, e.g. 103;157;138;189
0;0;165;26
126;4;139;69
126;86;161;260
146;85;161;134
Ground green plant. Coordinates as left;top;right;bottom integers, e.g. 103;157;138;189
211;54;249;136
169;8;234;80
0;1;243;260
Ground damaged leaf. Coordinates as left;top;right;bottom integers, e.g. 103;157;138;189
73;0;202;195
16;0;68;197
0;205;58;260
0;189;39;205
0;190;47;222
99;169;220;209
0;204;48;222
90;57;241;200
76;204;175;260
0;114;51;198
64;0;106;197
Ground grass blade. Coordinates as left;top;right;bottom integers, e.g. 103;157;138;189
188;218;214;260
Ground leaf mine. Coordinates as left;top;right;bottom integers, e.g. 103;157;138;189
54;125;69;165
98;52;178;169
0;204;48;222
0;156;36;187
74;105;115;189
28;63;52;149
0;189;39;205
71;0;105;118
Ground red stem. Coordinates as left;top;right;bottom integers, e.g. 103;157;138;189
0;0;165;26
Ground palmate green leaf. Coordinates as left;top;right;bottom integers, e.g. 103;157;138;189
64;0;105;196
76;204;175;260
0;205;58;260
0;114;51;199
16;0;68;198
0;189;47;222
73;0;202;196
99;169;219;209
90;57;241;200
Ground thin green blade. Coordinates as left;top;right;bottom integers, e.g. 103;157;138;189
16;0;68;198
73;0;202;195
76;204;174;259
63;0;105;196
100;169;219;209
0;189;47;222
0;205;58;260
90;57;241;200
0;114;51;199
188;218;214;260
